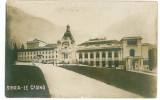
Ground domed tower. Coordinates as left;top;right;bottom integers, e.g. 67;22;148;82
61;24;75;48
57;25;76;64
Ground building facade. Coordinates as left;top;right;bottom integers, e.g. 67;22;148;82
18;39;58;64
76;36;149;71
76;38;124;69
56;25;76;64
17;25;149;71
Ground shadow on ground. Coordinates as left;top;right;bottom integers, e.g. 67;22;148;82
59;65;157;98
5;65;51;98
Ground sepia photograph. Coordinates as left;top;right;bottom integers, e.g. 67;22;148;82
5;0;157;98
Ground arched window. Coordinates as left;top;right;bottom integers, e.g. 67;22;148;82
130;49;135;56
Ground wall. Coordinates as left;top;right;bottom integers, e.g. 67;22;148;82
122;40;141;58
142;45;148;59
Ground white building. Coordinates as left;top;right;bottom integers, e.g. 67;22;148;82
17;44;58;64
76;36;149;71
120;36;149;71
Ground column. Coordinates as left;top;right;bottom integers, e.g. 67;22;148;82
141;59;144;70
121;50;123;59
128;59;130;70
106;51;108;60
112;51;114;60
88;52;90;60
100;51;102;60
82;52;85;61
94;52;96;66
94;52;96;60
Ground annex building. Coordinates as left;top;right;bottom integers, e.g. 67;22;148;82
17;25;149;71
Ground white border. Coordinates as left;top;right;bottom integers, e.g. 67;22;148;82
0;0;159;100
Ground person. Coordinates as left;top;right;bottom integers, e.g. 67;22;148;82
53;61;54;65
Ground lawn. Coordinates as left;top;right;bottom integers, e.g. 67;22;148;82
59;65;157;98
5;65;51;98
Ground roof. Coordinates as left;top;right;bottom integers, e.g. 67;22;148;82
77;47;121;52
18;47;56;52
120;36;142;41
40;44;57;48
78;39;120;46
62;25;75;44
26;38;47;44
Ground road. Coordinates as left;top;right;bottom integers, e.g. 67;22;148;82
35;63;143;98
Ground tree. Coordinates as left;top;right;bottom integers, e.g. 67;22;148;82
12;42;18;63
21;44;24;50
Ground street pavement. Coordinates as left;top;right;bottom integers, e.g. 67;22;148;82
35;63;143;98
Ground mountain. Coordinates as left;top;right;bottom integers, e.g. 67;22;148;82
6;6;65;49
103;12;157;45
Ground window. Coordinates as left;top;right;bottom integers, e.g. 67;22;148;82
49;51;50;54
52;56;54;58
46;51;47;54
127;41;137;45
43;52;44;54
52;51;54;54
19;53;21;55
49;56;50;58
130;49;135;56
40;52;41;54
34;52;35;54
102;52;106;58
28;52;29;55
96;52;99;58
22;57;23;59
90;53;94;58
114;51;118;58
46;56;47;58
90;61;94;66
56;55;57;58
85;53;88;58
31;56;32;59
143;60;148;65
96;61;99;66
28;57;29;59
79;53;82;59
22;53;23;55
25;53;26;55
37;52;38;54
30;52;32;55
64;53;68;59
108;52;112;58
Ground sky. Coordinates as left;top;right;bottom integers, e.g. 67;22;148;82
7;1;158;45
